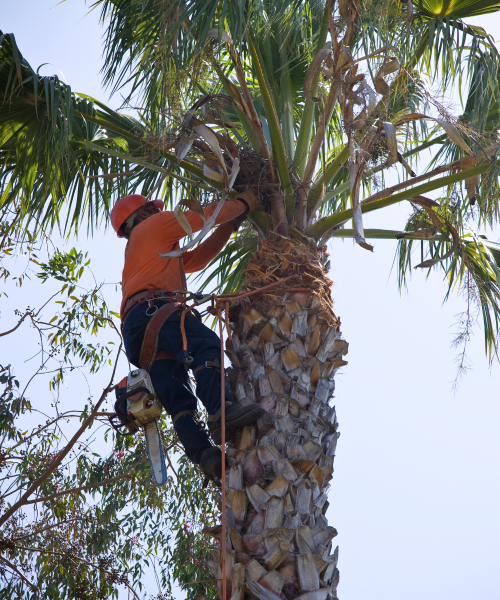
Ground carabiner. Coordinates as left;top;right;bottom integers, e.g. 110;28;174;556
146;302;158;316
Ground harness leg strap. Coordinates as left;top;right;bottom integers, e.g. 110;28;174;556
172;409;194;425
192;359;221;376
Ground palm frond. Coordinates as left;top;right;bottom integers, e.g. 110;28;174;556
0;31;221;235
3;0;500;361
397;224;500;360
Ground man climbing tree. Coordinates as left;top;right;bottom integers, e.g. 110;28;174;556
111;193;265;482
2;0;500;595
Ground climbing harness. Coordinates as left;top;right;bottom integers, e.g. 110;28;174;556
110;288;215;486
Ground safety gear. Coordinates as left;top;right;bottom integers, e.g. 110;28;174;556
193;359;221;376
138;302;183;370
208;401;265;446
111;194;164;238
227;214;246;231
123;289;178;319
237;190;263;214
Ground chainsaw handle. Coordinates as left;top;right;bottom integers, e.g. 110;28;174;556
115;386;152;402
108;414;134;436
110;386;152;436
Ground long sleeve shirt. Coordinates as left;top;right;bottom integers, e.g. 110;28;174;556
120;199;246;317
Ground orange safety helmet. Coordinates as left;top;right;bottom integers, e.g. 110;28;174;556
110;194;164;238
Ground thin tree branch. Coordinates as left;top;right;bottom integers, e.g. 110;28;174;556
12;517;83;540
0;311;32;337
0;343;122;527
0;555;39;593
24;458;148;505
17;352;55;407
7;545;140;600
165;452;180;484
0;412;83;460
86;311;122;340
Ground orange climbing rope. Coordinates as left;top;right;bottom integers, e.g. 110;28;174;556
217;303;227;600
180;306;195;358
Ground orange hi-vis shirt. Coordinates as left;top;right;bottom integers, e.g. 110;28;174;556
120;199;246;318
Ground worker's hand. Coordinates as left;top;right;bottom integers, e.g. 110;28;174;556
237;190;263;214
227;214;247;232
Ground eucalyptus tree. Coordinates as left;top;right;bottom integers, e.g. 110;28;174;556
1;0;500;598
0;222;218;599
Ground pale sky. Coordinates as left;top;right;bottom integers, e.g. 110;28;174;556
1;3;499;599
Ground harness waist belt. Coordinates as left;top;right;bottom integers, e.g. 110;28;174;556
123;288;177;320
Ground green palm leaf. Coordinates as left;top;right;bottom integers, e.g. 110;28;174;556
416;0;500;19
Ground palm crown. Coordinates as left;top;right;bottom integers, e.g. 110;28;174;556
1;0;500;357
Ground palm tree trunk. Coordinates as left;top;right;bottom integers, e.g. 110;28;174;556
207;235;347;600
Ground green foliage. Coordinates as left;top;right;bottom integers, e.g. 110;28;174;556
0;31;212;236
0;226;219;599
192;225;258;293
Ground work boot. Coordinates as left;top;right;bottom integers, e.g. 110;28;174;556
208;402;265;446
199;447;223;486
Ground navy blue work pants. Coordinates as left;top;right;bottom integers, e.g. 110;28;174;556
122;301;230;464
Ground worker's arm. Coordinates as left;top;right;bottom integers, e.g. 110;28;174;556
159;199;247;246
183;223;236;273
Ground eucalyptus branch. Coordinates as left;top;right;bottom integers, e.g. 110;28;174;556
24;458;148;505
85;311;122;340
165;452;180;484
0;311;32;337
6;544;140;600
17;350;56;406
32;319;84;334
11;518;84;541
0;288;66;338
0;343;122;527
0;555;39;593
0;412;83;459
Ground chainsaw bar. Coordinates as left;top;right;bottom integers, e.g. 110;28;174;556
144;420;168;486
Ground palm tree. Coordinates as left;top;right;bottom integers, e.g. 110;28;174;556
1;0;500;597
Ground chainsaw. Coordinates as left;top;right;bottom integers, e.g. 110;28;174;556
109;369;168;486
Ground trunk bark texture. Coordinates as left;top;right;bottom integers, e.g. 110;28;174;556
207;236;347;600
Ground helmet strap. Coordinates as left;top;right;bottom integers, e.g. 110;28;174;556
121;212;138;239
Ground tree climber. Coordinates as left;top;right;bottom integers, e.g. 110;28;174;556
111;194;265;483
